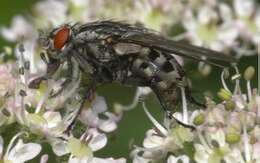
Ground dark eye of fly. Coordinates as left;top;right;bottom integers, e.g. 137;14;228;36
54;26;70;50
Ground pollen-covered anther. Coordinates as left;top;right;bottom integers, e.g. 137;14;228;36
244;66;255;81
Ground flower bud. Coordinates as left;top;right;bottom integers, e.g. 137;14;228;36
218;89;232;101
226;132;240;144
113;103;123;114
193;114;205;125
244;66;255;81
225;100;235;111
3;46;12;55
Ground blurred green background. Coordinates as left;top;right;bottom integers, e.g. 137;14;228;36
0;0;258;162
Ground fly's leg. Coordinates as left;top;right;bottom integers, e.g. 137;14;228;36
64;83;96;134
29;52;61;89
150;78;195;130
49;57;75;98
185;87;206;108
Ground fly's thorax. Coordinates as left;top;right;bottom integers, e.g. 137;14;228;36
74;30;100;44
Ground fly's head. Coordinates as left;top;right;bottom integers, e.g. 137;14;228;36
38;25;74;60
29;25;74;89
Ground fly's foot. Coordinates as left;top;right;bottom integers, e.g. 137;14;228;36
49;78;73;98
166;111;196;131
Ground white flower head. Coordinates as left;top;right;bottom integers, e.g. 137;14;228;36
33;0;68;28
80;96;120;132
0;16;35;42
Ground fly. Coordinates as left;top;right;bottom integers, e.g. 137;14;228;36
29;21;236;130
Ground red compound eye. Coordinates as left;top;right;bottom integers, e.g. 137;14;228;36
54;26;70;50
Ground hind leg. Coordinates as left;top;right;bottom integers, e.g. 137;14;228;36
185;87;206;108
150;78;195;130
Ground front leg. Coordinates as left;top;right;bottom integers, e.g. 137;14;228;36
49;57;74;97
64;82;96;134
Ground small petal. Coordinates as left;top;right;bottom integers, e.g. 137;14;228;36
194;144;210;163
234;0;254;18
99;119;117;133
208;129;226;147
0;136;3;157
253;142;260;160
182;10;197;31
143;130;164;148
88;129;107;151
7;139;41;162
68;156;91;163
50;139;69;156
40;154;49;163
43;111;62;128
198;6;217;24
80;109;99;127
91;96;107;113
167;155;190;163
90;157;126;163
219;3;233;21
98;112;118;132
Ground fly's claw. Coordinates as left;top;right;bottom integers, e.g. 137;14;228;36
49;79;72;98
28;76;46;89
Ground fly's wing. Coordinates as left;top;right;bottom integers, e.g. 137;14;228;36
118;31;236;67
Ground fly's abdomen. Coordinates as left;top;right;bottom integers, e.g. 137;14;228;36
130;49;187;111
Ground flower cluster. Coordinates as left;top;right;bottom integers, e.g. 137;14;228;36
182;0;259;55
1;0;259;57
131;66;259;163
0;44;125;162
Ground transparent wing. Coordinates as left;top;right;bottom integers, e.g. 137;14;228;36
118;32;236;67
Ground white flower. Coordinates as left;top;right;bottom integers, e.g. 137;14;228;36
15;40;46;74
27;111;66;137
0;134;41;163
0;64;16;97
48;127;109;160
132;102;194;161
33;0;68;28
67;128;111;163
80;96;121;132
182;6;239;51
0;15;34;42
233;0;260;46
69;157;126;163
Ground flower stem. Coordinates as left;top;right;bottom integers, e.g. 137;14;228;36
5;132;25;157
181;87;188;124
142;102;168;136
243;124;250;162
221;70;231;92
247;81;252;101
35;80;52;114
121;87;142;111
